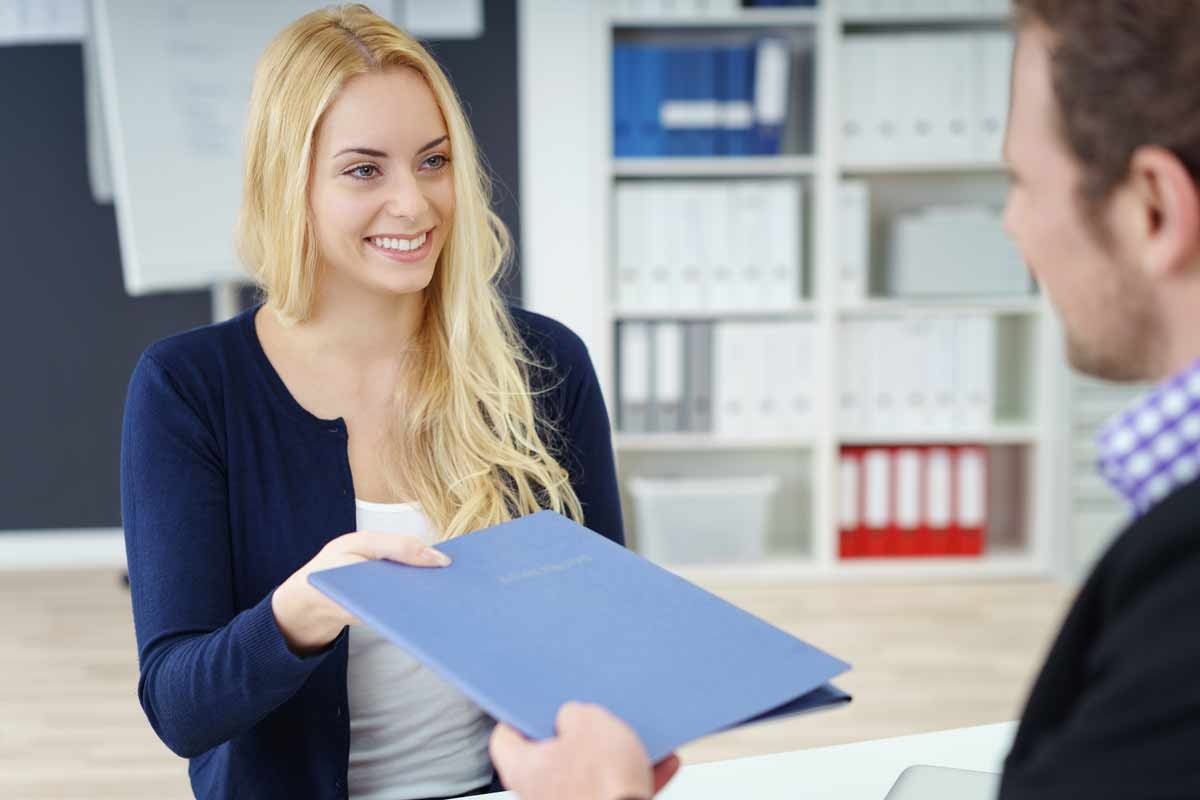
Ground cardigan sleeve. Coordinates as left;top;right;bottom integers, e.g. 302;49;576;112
544;330;626;548
120;352;339;758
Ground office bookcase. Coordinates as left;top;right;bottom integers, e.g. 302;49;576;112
518;0;1072;583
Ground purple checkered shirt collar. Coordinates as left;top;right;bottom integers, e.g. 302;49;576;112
1097;359;1200;515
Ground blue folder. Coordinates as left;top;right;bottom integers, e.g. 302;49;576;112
639;46;666;157
612;44;633;158
692;46;718;156
723;44;756;156
308;509;851;762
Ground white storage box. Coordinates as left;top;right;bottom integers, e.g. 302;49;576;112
628;475;780;564
887;205;1031;298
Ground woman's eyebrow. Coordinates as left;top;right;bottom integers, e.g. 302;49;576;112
333;146;388;159
415;135;449;155
332;135;448;161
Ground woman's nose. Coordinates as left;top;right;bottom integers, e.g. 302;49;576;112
384;172;432;222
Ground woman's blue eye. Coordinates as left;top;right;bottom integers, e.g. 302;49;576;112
423;154;449;170
347;164;379;180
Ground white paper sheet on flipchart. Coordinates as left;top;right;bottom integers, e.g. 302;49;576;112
0;0;84;46
89;0;485;296
1;1;483;47
83;0;112;204
80;0;479;208
394;0;483;40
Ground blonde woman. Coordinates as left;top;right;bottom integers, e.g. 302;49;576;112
120;5;623;798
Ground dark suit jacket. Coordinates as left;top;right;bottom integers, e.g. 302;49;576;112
1000;475;1200;798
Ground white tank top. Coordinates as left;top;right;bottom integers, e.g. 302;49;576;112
347;499;495;799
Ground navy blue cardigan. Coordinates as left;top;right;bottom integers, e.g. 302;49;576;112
120;305;624;799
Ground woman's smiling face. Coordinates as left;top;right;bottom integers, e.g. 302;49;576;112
308;67;455;301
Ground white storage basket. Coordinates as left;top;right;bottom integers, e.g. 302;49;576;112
628;475;780;564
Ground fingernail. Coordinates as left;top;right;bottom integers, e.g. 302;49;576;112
424;548;451;566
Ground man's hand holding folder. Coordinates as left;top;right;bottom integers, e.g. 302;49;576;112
491;702;682;800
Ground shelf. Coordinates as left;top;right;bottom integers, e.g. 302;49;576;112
831;551;1043;581
840;160;1008;175
613;156;816;178
611;9;821;29
665;557;823;585
838;297;1042;316
660;551;1044;585
841;12;1011;27
614;304;815;321
615;433;814;451
616;427;1038;450
837;424;1039;446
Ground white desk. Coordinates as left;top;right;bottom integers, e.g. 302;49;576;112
482;721;1016;799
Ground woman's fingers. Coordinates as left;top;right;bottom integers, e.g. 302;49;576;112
333;531;451;567
489;722;533;762
489;723;538;788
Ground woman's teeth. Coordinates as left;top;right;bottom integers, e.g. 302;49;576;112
370;232;427;252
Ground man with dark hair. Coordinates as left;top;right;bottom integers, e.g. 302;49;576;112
489;2;1200;797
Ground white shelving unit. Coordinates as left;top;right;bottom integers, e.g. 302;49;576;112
838;297;1042;315
841;13;1010;26
838;424;1039;446
613;155;817;177
615;432;817;452
615;303;816;321
611;8;823;28
842;160;1008;175
518;0;1067;583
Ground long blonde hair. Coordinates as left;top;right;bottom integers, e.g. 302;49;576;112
235;3;583;539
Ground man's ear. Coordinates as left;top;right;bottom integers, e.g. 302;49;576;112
1126;145;1200;280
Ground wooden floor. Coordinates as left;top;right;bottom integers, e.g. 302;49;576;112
0;569;1073;799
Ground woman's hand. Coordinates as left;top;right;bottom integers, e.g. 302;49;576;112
271;531;451;655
